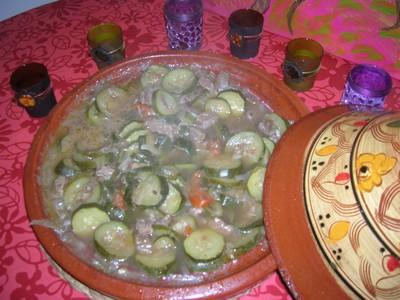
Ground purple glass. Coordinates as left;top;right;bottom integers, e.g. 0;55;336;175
164;0;203;50
340;64;392;111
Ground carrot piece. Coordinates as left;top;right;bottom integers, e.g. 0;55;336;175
133;103;154;118
112;190;127;210
189;191;214;208
188;171;214;208
183;225;193;237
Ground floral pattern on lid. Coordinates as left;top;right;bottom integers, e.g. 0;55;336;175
353;113;400;259
304;112;400;299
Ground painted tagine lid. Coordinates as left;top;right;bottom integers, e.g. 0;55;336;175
264;105;400;300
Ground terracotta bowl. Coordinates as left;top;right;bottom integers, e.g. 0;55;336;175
265;105;400;300
24;51;308;300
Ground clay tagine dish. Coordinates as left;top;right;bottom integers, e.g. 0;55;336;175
24;51;308;299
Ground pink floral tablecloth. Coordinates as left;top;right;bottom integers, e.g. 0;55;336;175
0;0;399;299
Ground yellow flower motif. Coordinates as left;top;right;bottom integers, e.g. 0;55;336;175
356;153;397;193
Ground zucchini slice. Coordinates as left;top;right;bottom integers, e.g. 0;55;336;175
130;174;168;207
118;120;143;139
125;129;149;144
71;152;97;170
63;176;102;210
234;201;264;230
203;153;241;178
94;221;135;259
265;112;288;138
87;104;106;126
153;89;179;116
159;183;183;215
225;131;264;168
140;65;169;88
184;228;225;261
162;68;196;94
247;167;266;202
217;90;246;117
72;205;110;238
263;137;275;155
205;176;241;186
95;86;129;117
135;236;176;275
185;256;223;272
205;98;231;119
262;137;275;165
72;152;111;171
230;226;263;257
152;224;178;241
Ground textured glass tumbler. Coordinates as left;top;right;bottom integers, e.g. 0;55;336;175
340;64;392;111
10;63;57;118
87;23;125;69
164;0;203;50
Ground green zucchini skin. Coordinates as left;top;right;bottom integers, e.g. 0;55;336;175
247;167;266;202
205;98;231;119
159;183;184;215
153;90;179;116
217;90;246;117
183;228;225;261
63;176;102;210
71;204;110;238
135;236;177;276
94;221;135;259
162;68;196;94
225;131;265;169
95;86;129;117
130;174;169;207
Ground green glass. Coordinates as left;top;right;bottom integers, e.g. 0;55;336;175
87;23;125;69
282;38;323;92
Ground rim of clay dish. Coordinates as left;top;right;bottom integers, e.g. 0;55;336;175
24;51;308;299
265;105;356;299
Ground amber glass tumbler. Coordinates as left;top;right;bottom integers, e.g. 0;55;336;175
87;23;125;69
282;38;323;92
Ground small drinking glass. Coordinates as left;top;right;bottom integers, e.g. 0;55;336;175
164;0;203;50
87;22;125;69
340;64;392;111
10;63;57;118
282;38;323;92
228;9;264;59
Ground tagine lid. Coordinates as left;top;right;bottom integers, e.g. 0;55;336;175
264;105;400;300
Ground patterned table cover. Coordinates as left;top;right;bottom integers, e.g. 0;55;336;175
0;0;399;299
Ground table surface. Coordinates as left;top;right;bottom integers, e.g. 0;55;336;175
0;0;399;299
